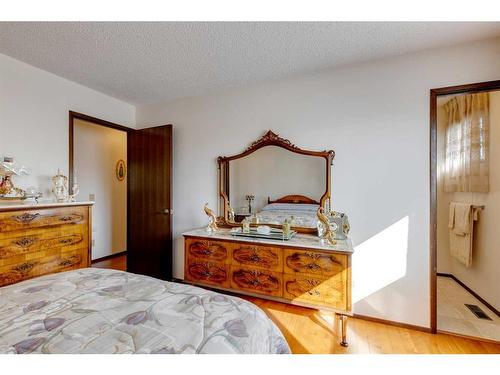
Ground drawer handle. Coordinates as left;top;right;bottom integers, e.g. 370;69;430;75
12;213;40;223
307;290;321;296
12;261;36;273
12;237;36;248
306;263;321;270
59;255;80;267
303;252;322;260
60;216;74;222
202;249;212;256
250;254;261;262
59;238;75;245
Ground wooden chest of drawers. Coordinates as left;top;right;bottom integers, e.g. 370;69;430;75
184;234;351;314
0;203;92;287
184;231;353;347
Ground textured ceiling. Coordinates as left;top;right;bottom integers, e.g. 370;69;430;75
0;22;499;105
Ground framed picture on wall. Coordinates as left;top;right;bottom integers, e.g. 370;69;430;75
116;159;126;181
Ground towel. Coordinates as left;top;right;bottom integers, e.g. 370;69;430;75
452;202;471;235
448;202;475;267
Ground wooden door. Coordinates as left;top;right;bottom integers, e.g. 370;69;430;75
127;125;172;280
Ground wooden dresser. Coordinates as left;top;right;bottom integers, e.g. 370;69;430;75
0;202;93;287
183;228;353;346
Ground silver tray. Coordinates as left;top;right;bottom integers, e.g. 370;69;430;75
229;227;296;241
0;192;42;202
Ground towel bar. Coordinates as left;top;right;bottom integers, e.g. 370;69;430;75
448;203;485;210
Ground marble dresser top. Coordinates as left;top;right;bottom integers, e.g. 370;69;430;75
0;200;94;211
183;228;354;254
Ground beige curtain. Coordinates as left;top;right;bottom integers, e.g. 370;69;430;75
444;92;490;193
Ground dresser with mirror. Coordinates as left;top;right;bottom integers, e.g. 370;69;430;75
183;130;353;346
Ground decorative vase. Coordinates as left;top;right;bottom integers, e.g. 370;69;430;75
51;170;69;202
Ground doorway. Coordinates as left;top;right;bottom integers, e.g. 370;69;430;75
69;113;129;263
71;115;128;264
69;111;173;280
430;80;500;341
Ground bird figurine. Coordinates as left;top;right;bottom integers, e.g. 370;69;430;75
227;203;235;222
204;203;219;232
316;207;337;246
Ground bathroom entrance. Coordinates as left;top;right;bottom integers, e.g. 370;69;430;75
431;81;500;342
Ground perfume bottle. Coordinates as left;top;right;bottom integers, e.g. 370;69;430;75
282;218;291;238
251;213;259;224
289;215;296;227
242;218;251;233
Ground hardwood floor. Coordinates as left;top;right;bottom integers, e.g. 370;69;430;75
92;253;127;271
94;254;500;354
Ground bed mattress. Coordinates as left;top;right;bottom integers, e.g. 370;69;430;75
0;268;290;354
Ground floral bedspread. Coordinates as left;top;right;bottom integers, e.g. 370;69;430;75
0;268;290;354
256;210;318;228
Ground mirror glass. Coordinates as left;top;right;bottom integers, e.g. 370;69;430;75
223;145;326;228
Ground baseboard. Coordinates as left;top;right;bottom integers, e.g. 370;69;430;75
437;273;500;317
353;314;431;333
437;329;500;345
91;251;127;264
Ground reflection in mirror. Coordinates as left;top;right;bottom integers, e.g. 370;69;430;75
224;145;325;228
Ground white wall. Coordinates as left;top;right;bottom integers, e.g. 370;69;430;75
437;91;500;310
74;119;127;260
229;146;325;211
0;53;135;197
136;37;500;328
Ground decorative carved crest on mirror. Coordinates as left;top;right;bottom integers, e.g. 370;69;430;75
217;130;335;233
218;130;335;163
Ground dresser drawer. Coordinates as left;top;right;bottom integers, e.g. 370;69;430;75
185;238;230;263
0;225;88;263
0;206;88;234
231;244;282;271
185;258;230;287
0;248;88;287
284;249;347;277
283;273;347;310
230;265;282;297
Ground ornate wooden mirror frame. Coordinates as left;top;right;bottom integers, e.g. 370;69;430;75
217;130;335;233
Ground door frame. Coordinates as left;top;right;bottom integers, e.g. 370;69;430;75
69;111;133;190
429;79;500;333
68;111;133;262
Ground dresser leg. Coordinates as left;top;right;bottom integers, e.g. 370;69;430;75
339;314;348;347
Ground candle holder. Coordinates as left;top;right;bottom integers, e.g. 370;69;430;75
245;194;255;213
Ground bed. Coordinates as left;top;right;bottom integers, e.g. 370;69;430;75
0;268;290;354
255;195;320;228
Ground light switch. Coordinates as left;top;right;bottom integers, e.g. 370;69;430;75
89;193;95;201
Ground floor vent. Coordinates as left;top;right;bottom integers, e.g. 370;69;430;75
465;304;493;321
